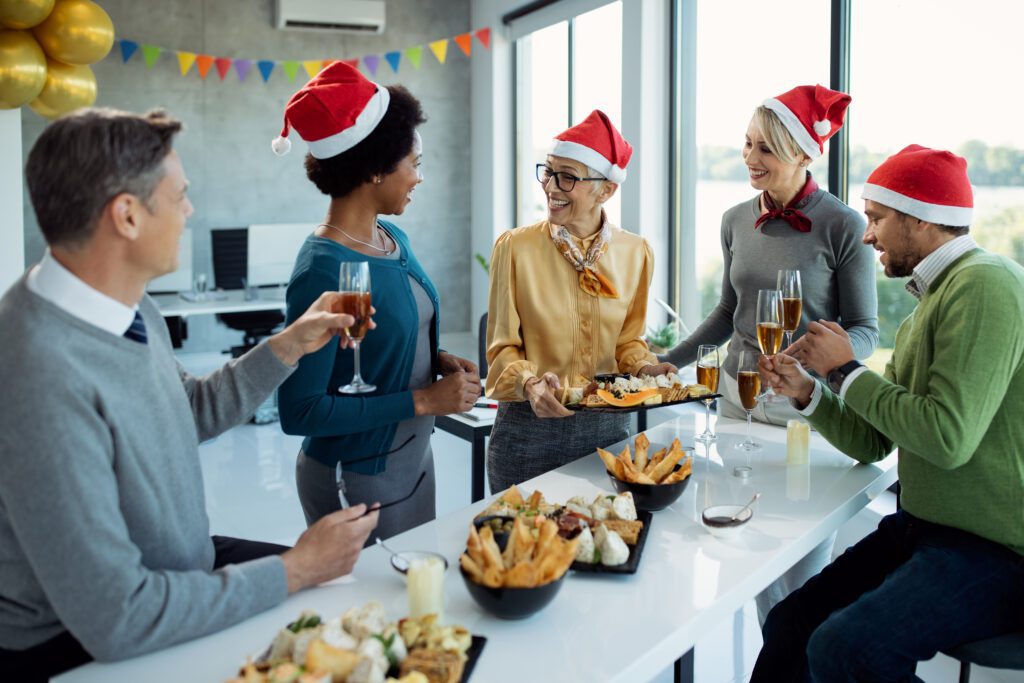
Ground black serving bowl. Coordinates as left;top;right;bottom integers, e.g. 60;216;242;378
606;457;694;512
459;565;567;620
471;515;516;551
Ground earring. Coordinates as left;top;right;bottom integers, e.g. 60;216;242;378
374;176;383;184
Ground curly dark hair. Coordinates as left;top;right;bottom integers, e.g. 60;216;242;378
305;85;426;198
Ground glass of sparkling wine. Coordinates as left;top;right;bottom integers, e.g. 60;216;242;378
756;288;784;401
777;270;802;349
695;344;720;442
338;262;375;394
735;350;763;453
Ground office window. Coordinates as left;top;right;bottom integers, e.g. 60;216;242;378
515;2;623;227
850;0;1024;365
694;0;830;319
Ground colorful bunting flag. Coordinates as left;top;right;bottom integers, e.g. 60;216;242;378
475;27;491;49
453;34;472;57
214;57;232;80
341;58;359;70
363;54;380;76
119;40;138;63
428;39;448;65
384;51;401;74
257;60;275;82
282;60;300;82
177;51;197;76
195;55;215;80
141;45;162;68
405;46;422;69
234;58;253;82
302;60;322;79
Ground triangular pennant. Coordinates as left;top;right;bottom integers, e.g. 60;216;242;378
453;34;472;57
234;58;253;82
141;45;162;68
303;60;322;79
428;39;448;65
384;51;401;74
282;60;300;82
177;51;197;76
362;54;380;76
119;40;138;63
341;58;359;70
257;60;275;82
321;59;337;71
195;54;215;80
405;46;422;69
475;27;491;49
214;57;232;80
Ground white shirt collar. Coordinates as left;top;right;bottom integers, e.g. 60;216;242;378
906;235;979;300
26;250;137;337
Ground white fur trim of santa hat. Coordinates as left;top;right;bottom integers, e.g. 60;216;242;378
303;85;390;159
763;97;822;160
550;139;627;183
862;184;974;226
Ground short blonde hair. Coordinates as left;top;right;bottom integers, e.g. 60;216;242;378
751;106;805;166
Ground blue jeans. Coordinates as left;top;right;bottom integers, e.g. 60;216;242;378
751;510;1024;683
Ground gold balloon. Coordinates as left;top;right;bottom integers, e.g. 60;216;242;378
33;0;112;65
28;57;94;118
0;0;55;30
0;30;47;108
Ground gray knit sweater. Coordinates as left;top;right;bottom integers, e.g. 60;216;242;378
0;275;293;659
663;188;879;377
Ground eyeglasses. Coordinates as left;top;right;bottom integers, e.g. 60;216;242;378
336;434;420;516
535;163;605;192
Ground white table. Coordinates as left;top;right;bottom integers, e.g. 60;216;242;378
57;413;896;683
150;288;287;318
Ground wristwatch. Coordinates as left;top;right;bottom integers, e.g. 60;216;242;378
827;360;864;394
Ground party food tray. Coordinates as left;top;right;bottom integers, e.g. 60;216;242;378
570;510;653;575
456;635;487;682
567;394;721;414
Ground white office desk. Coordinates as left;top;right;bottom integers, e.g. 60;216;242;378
150;289;287;318
57;413;896;683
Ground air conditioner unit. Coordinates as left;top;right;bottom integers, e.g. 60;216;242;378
275;0;385;34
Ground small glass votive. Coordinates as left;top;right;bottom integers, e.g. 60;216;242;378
407;555;446;621
787;419;810;465
192;272;208;301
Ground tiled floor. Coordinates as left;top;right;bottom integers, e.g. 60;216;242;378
185;352;1019;683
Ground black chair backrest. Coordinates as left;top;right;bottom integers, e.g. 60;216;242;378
478;312;488;380
211;228;248;290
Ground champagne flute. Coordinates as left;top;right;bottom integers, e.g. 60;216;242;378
734;350;762;453
756;288;784;401
777;270;802;349
338;262;376;394
695;344;720;442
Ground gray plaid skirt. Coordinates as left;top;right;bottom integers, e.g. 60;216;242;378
486;401;631;492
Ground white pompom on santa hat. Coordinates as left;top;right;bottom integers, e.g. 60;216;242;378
272;61;390;159
550;110;633;183
862;144;974;226
762;84;851;160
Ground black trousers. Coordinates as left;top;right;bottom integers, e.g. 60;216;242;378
0;536;288;682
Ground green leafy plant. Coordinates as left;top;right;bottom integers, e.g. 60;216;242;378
646;321;682;351
474;253;490;275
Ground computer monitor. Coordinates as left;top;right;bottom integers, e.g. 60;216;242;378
246;223;311;287
147;228;193;293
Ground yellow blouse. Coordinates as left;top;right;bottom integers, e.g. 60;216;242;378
485;220;657;401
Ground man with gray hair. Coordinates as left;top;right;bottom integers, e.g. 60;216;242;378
0;108;380;680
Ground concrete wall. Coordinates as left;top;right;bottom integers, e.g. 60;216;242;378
18;0;472;351
1;110;24;293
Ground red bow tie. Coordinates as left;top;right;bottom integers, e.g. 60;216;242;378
754;174;818;233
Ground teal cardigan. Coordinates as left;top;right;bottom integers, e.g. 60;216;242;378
278;221;440;475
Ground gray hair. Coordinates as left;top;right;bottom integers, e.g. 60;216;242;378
25;107;183;247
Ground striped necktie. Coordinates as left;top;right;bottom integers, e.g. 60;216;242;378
124;311;148;344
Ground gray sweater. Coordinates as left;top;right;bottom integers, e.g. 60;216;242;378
663;189;879;377
0;275;294;659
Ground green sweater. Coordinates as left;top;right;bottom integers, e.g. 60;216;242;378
807;249;1024;554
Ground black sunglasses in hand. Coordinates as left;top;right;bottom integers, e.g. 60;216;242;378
335;434;423;519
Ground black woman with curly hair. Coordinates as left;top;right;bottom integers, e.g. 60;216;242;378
274;62;479;536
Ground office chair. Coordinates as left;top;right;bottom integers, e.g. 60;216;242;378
943;631;1024;683
210;228;285;358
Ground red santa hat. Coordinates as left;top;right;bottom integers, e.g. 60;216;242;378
762;84;851;160
862;144;974;226
272;61;390;158
550;110;632;183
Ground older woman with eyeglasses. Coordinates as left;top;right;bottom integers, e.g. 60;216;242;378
485;111;676;492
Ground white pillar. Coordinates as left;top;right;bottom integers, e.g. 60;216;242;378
0;109;25;292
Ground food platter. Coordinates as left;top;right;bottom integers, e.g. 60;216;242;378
457;636;487;682
569;510;652;575
566;393;721;414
